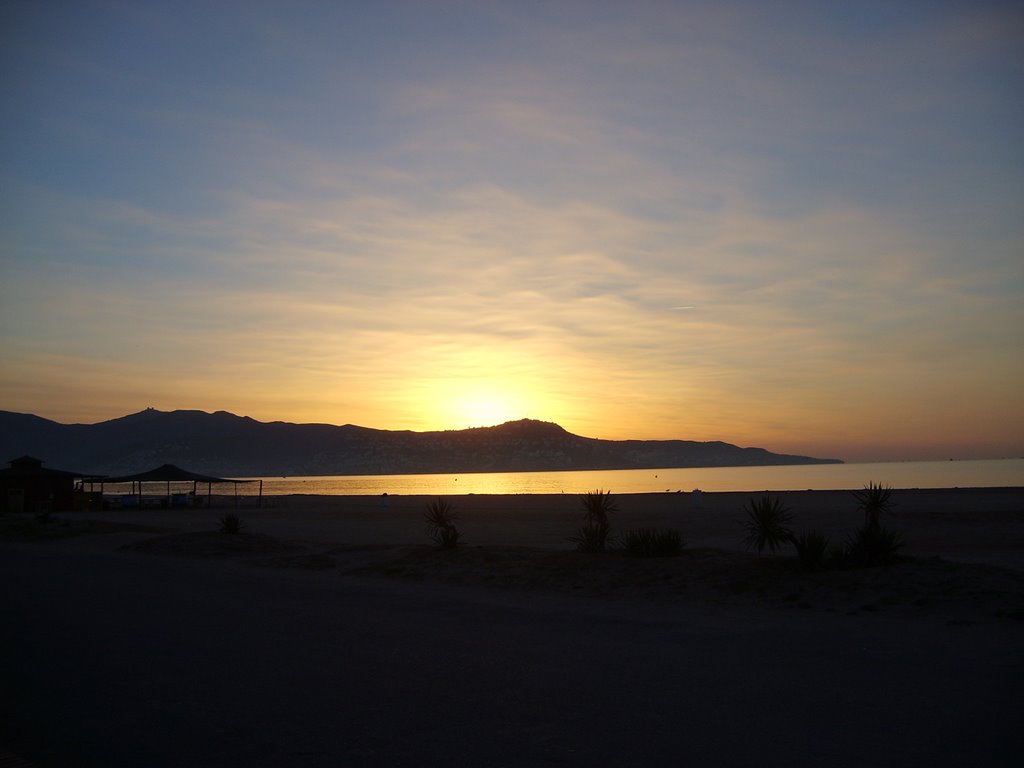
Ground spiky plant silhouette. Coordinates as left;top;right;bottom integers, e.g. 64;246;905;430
793;529;830;571
423;498;461;549
570;489;617;552
853;482;894;531
621;528;684;558
742;494;794;555
842;525;905;567
845;483;904;566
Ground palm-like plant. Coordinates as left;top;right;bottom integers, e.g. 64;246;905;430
423;498;460;548
840;483;904;567
742;494;794;555
580;489;618;522
570;489;617;553
852;482;894;530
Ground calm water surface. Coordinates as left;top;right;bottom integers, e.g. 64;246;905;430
242;458;1023;496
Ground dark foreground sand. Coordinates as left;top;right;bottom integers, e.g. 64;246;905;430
2;488;1022;766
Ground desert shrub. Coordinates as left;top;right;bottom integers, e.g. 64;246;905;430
842;482;904;566
852;482;894;530
570;520;611;553
828;543;849;566
742;494;794;555
843;524;905;567
621;528;684;558
219;512;243;534
571;489;617;553
424;498;460;549
793;529;830;571
433;523;461;549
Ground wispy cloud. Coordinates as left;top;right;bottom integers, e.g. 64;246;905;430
1;0;1021;460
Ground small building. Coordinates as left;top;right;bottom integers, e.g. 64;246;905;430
0;456;82;515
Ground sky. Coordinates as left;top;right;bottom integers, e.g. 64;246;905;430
1;0;1022;462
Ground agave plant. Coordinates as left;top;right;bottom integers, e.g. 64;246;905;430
423;498;460;549
852;482;894;530
580;489;618;525
570;490;617;553
742;494;794;555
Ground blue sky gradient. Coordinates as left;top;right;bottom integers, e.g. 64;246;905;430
1;0;1022;460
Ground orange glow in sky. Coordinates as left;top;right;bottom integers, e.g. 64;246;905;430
1;2;1022;462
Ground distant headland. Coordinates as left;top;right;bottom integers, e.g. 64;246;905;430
0;408;843;477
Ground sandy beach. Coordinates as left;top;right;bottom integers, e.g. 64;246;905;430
2;487;1022;766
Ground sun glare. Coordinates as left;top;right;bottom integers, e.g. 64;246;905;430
420;378;536;430
456;391;525;428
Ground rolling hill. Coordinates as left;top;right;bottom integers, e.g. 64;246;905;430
0;408;842;477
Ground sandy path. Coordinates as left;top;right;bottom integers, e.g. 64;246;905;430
2;489;1024;765
2;541;1022;767
2;487;1022;765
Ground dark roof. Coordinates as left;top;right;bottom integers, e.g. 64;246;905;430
98;464;251;484
2;455;84;477
9;455;45;466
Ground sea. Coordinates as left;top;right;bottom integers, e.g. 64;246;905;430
235;458;1024;496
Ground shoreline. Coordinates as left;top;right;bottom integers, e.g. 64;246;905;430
143;456;1024;496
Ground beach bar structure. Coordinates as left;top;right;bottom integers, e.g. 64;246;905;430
87;464;261;508
0;456;82;514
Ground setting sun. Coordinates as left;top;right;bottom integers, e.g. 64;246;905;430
438;386;530;429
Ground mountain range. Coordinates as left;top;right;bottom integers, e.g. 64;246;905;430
0;408;842;477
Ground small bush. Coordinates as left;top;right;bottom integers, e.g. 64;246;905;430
828;543;849;566
742;494;794;555
621;528;684;558
843;524;905;567
570;520;611;553
793;529;830;571
219;512;243;534
832;483;905;567
433;523;461;549
424;498;460;549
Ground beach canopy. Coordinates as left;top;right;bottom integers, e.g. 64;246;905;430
88;463;261;507
97;463;249;485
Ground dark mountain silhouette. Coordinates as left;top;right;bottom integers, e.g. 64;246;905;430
0;408;842;477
